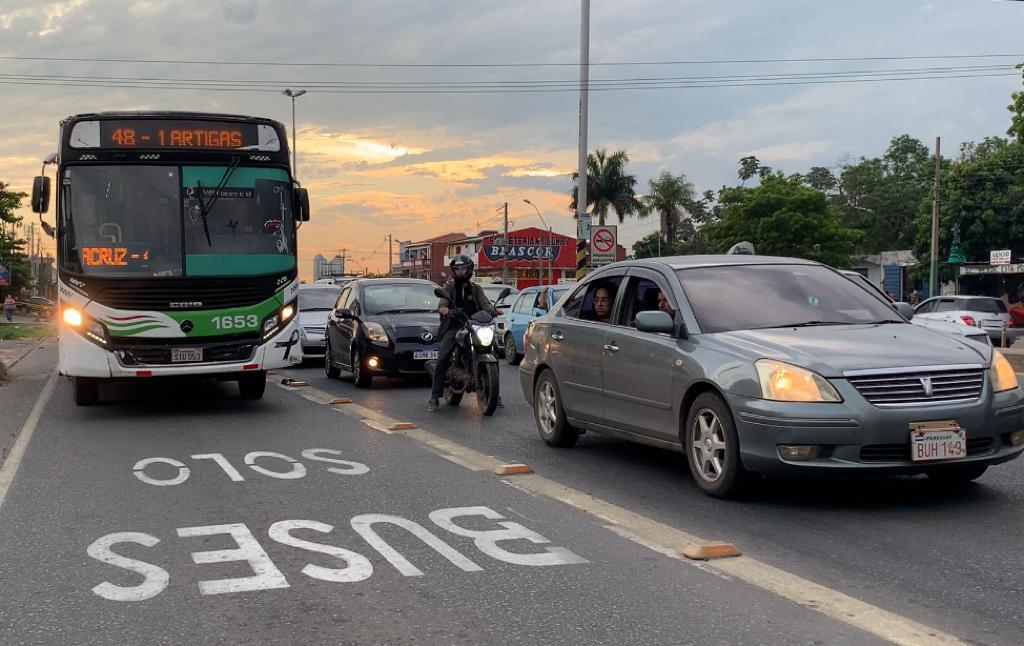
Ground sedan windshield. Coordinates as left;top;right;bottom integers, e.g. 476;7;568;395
678;264;900;334
299;288;341;311
363;284;439;315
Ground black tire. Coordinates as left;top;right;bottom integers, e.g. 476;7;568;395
351;348;372;388
504;334;522;366
238;371;267;400
927;464;988;484
324;340;341;379
477;362;501;416
533;369;579;447
72;377;100;406
684;391;751;499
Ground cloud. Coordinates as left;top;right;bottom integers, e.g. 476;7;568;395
747;140;832;162
220;0;257;23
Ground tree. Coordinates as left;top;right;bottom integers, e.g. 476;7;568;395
638;171;697;242
569;148;642;225
703;173;860;267
804;166;838;193
1008;64;1024;142
0;181;28;294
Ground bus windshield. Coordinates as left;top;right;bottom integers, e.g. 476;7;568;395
64;165;296;278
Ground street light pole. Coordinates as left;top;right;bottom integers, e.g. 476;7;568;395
282;89;307;176
523;199;552;285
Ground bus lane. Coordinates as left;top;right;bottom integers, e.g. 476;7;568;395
0;358;883;645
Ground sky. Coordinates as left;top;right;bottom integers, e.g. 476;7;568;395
1;0;1023;280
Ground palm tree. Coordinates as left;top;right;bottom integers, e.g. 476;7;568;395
639;170;697;244
570;148;642;225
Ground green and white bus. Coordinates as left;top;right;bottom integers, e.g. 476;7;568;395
31;111;310;405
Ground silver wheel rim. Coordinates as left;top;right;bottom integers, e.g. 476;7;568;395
506;335;516;358
691;408;727;483
537;380;558;436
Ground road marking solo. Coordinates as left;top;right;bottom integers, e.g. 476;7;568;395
132;448;369;486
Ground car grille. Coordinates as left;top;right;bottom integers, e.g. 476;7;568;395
860;437;995;462
113;339;258;366
303;326;326;336
95;281;274;310
395;326;438;345
846;367;985;407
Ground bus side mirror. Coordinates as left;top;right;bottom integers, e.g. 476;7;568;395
295;188;310;221
31;176;50;213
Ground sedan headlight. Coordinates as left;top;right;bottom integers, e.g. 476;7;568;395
755;359;842;403
363;321;390;346
989;350;1019;393
473;325;495;347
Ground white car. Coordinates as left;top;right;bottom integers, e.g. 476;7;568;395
914;295;1017;345
297;284;342;360
840;271;991;346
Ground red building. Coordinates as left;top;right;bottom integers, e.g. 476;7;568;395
473;227;625;289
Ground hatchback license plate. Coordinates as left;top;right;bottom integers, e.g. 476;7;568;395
171;348;203;363
414;350;439;360
910;421;966;461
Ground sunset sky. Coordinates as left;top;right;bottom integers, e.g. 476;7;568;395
2;0;1023;280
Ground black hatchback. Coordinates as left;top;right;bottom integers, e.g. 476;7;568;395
324;278;442;388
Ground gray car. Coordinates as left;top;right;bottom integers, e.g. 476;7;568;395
519;256;1024;498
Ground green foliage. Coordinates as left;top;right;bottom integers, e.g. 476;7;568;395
1008;64;1024;142
569;148;643;225
0;181;29;293
638;171;698;242
703;173;860;267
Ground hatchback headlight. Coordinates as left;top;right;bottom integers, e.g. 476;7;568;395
363;321;390;346
755;359;842;403
989;350;1019;393
473;325;495;346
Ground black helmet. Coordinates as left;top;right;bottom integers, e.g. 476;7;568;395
449;253;475;283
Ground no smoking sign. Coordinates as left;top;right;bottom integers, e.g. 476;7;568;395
590;226;617;266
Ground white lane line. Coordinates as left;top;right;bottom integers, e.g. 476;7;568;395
287;382;965;646
0;369;59;511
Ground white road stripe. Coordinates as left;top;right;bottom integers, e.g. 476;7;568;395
0;369;59;512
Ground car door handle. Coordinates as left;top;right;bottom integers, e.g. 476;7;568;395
551;331;565;341
604;342;620;353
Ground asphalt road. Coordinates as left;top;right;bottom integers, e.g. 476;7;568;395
0;346;889;646
269;356;1024;646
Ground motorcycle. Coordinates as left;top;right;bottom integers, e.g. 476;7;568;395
426;287;506;416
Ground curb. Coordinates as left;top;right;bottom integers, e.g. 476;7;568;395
0;337;50;372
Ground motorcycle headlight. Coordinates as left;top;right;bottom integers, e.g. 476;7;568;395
363;321;390;346
989;350;1019;393
755;359;842;403
474;325;495;346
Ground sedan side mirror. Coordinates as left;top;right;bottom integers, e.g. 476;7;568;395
31;176;50;213
335;308;353;320
894;302;914;321
635;310;675;335
295;187;311;221
497;287;511;301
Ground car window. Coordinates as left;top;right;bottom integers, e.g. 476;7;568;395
561;284;587;318
676;264;898;333
513;292;536;314
914;299;935;314
568;276;624;324
958;298;1006;314
935;299;958;312
619;277;675;327
335;287;351;310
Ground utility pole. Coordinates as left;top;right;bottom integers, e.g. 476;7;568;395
387;234;393;277
929;136;941;298
575;0;591;282
502;202;510;285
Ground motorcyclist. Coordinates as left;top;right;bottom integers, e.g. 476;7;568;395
428;254;498;412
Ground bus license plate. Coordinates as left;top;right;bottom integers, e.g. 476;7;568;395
171;348;203;363
414;350;439;360
910;421;966;462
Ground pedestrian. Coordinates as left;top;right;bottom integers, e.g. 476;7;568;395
3;294;15;322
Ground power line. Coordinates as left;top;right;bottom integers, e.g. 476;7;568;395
1;53;1022;68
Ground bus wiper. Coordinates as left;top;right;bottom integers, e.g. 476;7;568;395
195;180;213;246
194;157;241;246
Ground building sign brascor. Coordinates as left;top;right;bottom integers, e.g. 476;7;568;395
483;234;567;262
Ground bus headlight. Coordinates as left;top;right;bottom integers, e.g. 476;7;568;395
473;325;495;347
64;308;108;347
261;301;296;342
63;307;83;327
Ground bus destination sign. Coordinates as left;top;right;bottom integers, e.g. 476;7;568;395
98;119;260;150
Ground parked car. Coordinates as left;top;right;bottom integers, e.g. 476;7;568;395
502;284;572;364
913;295;1019;345
520;255;1024;498
324;278;441;388
17;295;56;318
296;283;342;360
839;271;991;346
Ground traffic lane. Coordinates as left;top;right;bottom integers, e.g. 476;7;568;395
0;339;55;468
282;362;1024;645
0;370;882;646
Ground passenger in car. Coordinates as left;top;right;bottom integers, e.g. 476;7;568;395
594;284;615;323
657;289;676;319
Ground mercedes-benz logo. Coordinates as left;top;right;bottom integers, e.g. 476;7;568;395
180;320;194;333
421;332;434;342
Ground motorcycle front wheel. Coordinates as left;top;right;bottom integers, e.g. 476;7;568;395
477;362;500;416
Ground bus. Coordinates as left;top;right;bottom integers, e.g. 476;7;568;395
31;111;310;405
